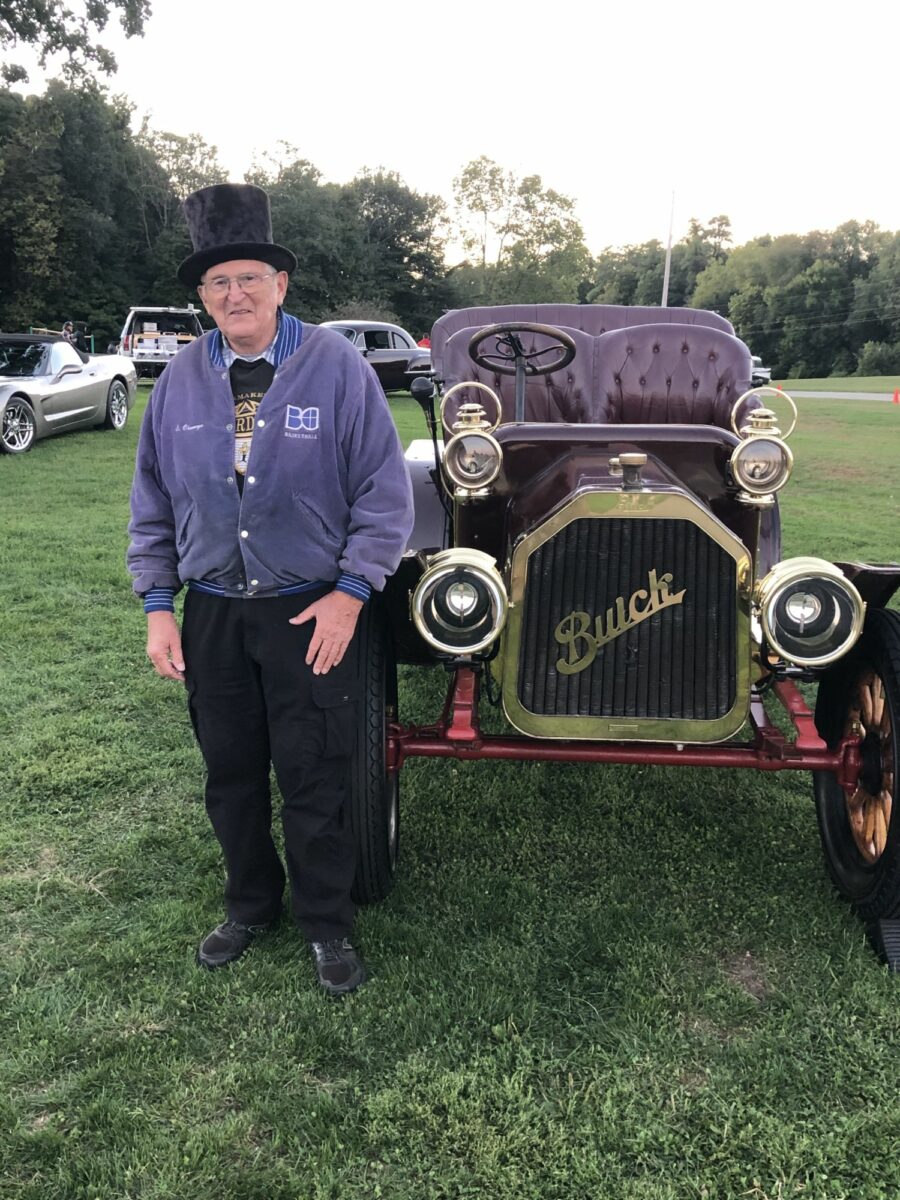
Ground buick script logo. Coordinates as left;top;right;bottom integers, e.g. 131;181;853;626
285;405;319;432
554;569;687;675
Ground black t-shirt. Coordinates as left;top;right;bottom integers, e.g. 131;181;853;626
229;357;275;493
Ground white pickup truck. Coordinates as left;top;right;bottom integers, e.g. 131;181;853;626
113;306;204;378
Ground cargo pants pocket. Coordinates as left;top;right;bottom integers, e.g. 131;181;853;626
311;677;359;760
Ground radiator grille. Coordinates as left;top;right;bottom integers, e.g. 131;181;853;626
517;517;736;720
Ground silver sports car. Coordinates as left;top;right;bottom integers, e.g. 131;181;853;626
0;334;138;454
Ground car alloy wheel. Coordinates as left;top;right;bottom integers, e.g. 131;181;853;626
1;398;36;453
105;380;129;430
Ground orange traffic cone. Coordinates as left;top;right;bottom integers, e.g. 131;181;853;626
893;388;899;405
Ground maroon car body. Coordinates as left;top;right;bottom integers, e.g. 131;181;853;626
345;303;900;964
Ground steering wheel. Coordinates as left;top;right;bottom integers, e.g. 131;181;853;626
467;322;577;377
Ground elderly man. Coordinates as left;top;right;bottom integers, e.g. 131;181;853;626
127;183;413;995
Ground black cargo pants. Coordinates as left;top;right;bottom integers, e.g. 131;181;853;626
181;587;358;941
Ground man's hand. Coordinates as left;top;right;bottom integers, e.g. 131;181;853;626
289;590;364;675
146;611;185;681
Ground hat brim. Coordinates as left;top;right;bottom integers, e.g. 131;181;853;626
177;243;297;288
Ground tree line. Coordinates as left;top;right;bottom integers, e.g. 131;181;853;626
1;82;898;376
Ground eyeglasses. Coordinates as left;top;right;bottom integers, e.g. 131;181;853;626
199;271;276;296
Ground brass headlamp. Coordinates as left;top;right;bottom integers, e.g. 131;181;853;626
729;388;797;507
412;548;508;655
756;557;865;667
439;382;504;499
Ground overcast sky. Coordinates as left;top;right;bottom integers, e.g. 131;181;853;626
18;0;900;256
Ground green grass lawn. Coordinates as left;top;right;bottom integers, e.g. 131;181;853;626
1;387;899;1199
385;390;427;446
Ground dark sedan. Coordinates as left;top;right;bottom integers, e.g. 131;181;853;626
320;320;431;392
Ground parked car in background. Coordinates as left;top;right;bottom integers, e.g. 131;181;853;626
320;320;431;392
751;354;772;387
0;334;136;454
112;306;204;378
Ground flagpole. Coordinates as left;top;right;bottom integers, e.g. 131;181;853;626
661;190;675;307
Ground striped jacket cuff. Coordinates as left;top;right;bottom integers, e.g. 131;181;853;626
335;572;371;603
143;587;176;614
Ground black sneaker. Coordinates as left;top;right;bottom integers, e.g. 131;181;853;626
309;938;367;996
197;920;271;969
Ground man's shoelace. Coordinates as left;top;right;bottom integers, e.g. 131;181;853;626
312;939;354;963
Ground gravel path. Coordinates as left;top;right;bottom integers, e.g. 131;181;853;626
778;389;896;402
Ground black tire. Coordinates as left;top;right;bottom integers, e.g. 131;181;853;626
103;379;129;430
1;396;36;453
814;608;900;920
349;598;399;904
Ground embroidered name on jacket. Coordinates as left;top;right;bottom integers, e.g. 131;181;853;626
285;405;319;438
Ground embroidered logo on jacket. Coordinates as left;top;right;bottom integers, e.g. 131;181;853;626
285;405;319;432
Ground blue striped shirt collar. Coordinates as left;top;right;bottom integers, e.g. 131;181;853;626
209;309;303;369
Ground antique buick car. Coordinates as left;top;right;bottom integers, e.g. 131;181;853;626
0;334;137;454
348;304;900;959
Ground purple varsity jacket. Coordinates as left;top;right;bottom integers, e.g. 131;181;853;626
127;321;414;600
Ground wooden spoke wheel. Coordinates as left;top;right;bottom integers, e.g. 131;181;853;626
844;668;893;863
814;609;900;920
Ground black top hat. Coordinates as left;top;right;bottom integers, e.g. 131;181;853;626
177;183;297;288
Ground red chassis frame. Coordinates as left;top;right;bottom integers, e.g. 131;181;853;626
387;669;861;792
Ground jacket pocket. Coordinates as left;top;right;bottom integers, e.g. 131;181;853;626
312;676;359;759
291;492;343;550
175;504;195;554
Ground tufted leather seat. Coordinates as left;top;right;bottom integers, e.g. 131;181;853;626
434;307;753;431
431;303;735;381
440;324;608;426
595;324;752;430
